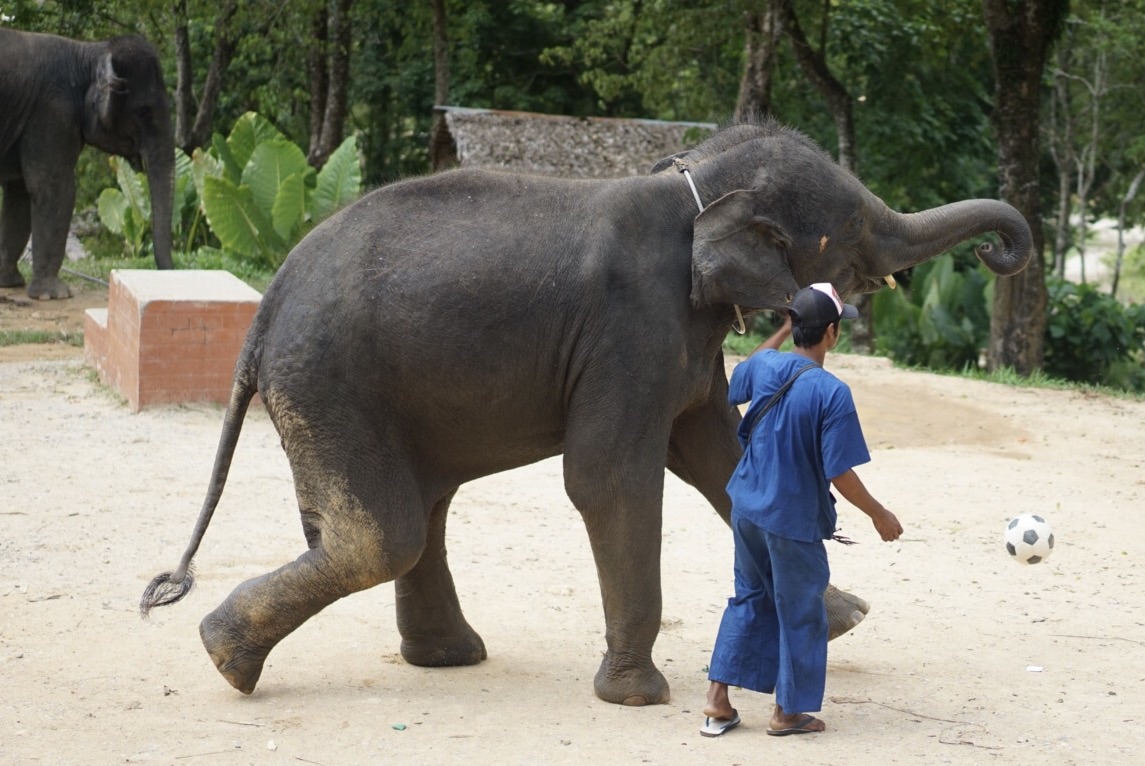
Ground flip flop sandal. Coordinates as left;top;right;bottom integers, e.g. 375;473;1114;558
699;710;741;737
766;713;824;736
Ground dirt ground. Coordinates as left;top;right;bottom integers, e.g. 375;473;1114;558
2;282;1143;765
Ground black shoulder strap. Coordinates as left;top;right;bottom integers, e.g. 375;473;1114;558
747;362;820;435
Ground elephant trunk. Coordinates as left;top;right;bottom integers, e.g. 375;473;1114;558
144;136;175;270
877;199;1033;278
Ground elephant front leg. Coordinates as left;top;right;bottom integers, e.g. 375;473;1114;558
564;445;671;706
0;181;31;288
25;172;76;299
395;489;487;667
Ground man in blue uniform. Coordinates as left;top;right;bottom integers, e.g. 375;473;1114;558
700;283;903;738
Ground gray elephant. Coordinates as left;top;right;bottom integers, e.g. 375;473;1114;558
141;118;1031;704
0;29;174;299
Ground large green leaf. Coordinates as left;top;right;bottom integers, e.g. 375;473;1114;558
227;112;287;179
312;135;362;222
191;147;225;212
243;139;309;219
201;176;286;262
97;188;128;236
271;172;307;242
114;156;150;221
173;148;195;235
211;132;242;184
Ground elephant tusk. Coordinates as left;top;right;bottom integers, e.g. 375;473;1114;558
884;274;897;289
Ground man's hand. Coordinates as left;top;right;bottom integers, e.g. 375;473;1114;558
870;507;903;542
831;469;903;542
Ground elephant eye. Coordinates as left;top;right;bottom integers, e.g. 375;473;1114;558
137;106;153;123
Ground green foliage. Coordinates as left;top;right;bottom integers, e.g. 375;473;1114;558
1112;243;1145;304
95;148;200;258
94;112;361;271
1055;0;1145;226
1043;276;1145;392
96;156;152;259
192;112;361;269
872;252;993;371
540;0;741;121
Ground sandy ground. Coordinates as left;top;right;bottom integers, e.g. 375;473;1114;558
2;283;1144;765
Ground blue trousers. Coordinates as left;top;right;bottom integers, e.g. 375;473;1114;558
708;515;829;713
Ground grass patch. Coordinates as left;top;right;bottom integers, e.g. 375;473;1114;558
0;329;84;347
66;247;277;294
956;364;1144;400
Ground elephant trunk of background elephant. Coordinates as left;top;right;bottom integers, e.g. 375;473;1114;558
879;199;1033;278
145;137;175;270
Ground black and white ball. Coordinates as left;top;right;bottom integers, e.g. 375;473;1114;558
1004;514;1055;565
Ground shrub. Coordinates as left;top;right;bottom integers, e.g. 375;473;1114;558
872;253;991;371
96;149;202;259
96;112;361;271
1044;276;1145;392
194;112;361;269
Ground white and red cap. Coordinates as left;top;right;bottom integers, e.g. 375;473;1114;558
789;282;859;327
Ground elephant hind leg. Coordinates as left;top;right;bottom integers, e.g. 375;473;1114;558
200;412;430;694
826;584;870;640
396;488;487;667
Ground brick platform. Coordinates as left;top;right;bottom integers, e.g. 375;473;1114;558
84;270;262;411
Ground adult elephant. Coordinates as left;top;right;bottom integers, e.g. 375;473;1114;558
141;118;1031;703
0;29;174;299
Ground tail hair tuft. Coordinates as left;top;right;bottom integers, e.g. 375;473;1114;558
139;567;195;619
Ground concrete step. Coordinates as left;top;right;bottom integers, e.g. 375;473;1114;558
83;270;262;412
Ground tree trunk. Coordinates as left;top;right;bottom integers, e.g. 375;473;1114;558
309;0;353;169
734;0;783;120
779;0;872;351
1075;154;1088;284
1113;169;1145;299
429;0;455;171
779;0;855;172
307;2;330;164
186;0;241;152
983;0;1068;375
172;0;194;153
1053;161;1071;277
1048;36;1074;278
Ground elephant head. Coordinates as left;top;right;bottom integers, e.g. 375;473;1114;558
681;120;1032;312
85;36;174;270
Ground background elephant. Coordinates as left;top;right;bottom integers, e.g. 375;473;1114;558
141;117;1032;704
0;29;174;299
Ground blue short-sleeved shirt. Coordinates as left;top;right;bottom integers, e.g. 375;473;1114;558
727;349;871;543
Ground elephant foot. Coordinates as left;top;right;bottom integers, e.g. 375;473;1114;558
593;652;670;706
826;584;871;640
27;276;71;300
0;268;26;288
200;606;271;695
400;628;487;667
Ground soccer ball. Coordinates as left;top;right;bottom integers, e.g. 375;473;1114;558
1004;515;1055;565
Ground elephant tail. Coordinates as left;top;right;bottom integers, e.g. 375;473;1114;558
139;345;260;618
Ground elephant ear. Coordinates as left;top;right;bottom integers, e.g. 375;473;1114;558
690;189;800;311
95;51;129;129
